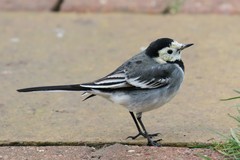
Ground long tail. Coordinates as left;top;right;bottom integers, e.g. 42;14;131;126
17;84;88;92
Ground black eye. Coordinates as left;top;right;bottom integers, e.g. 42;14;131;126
167;49;173;54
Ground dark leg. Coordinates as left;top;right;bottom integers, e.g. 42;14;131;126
136;113;162;146
127;112;160;141
127;112;145;139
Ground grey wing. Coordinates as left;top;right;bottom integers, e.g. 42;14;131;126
80;70;131;89
80;63;172;90
126;64;172;89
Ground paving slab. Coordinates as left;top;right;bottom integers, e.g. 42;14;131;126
0;0;58;11
0;144;225;160
0;12;239;146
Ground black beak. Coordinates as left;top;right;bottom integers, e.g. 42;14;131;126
181;43;194;50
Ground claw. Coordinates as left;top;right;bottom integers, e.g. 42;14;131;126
127;132;160;140
126;132;144;140
147;138;162;147
148;132;160;138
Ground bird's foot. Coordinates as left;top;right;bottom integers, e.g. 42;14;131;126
127;132;160;140
148;132;161;138
147;138;162;147
126;132;144;140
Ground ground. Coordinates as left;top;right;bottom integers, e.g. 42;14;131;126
0;12;239;159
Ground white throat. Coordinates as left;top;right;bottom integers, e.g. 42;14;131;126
153;57;167;64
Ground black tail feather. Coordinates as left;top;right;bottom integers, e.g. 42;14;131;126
83;94;96;101
17;84;88;92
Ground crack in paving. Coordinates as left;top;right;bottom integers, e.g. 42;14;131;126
0;141;213;149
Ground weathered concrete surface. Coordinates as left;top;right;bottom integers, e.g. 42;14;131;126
0;12;239;146
0;0;58;11
1;0;240;14
0;144;225;160
181;0;240;14
61;0;172;13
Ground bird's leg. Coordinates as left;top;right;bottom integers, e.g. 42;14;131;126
127;112;160;140
136;113;162;147
127;112;145;139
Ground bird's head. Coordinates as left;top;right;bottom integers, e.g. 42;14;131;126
145;38;193;64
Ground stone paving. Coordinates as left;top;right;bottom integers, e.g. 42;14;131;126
0;12;239;159
1;0;240;14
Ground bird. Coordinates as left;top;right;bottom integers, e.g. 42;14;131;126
17;38;193;146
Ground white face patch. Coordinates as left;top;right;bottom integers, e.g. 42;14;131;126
154;40;184;63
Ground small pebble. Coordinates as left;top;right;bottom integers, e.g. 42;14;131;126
128;150;135;153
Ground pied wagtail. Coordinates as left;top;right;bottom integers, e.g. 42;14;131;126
17;38;193;146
